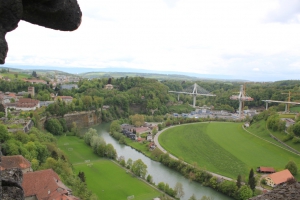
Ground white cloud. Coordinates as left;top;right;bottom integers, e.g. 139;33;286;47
3;0;300;81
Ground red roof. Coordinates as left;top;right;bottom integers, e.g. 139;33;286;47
259;167;275;173
268;169;294;185
135;127;150;133
17;98;39;108
22;169;78;200
0;155;31;170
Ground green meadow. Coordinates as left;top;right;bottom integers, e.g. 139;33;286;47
159;122;300;179
57;136;161;200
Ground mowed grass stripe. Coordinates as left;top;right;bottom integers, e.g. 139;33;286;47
159;123;247;178
159;122;300;179
57;136;161;200
74;160;161;200
57;136;99;163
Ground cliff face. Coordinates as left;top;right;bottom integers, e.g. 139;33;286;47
63;111;102;128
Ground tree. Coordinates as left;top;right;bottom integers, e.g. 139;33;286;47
131;159;148;179
126;158;133;169
129;114;145;127
146;174;153;183
45;118;63;135
236;174;242;189
248;168;256;192
293;121;300;136
237;185;253;200
200;196;214;200
174;182;184;199
285;160;298;176
152;127;158;135
78;171;86;182
0;124;9;143
105;143;117;159
188;194;197;200
110;120;121;133
32;71;37;77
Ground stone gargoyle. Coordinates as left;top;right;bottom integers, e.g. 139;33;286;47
0;0;82;64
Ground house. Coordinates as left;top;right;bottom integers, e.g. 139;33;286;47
24;79;47;84
105;84;114;90
281;118;295;128
55;96;73;103
149;142;156;150
22;169;79;200
135;127;150;134
40;101;55;107
257;166;275;173
265;169;294;187
147;133;153;141
60;84;78;90
16;98;40;111
0;155;32;173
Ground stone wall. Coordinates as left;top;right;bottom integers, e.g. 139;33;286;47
64;111;102;128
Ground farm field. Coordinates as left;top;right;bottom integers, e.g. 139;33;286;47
57;136;161;200
159;122;300;179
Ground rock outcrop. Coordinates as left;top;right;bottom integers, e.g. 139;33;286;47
249;180;300;200
0;0;82;64
0;0;82;198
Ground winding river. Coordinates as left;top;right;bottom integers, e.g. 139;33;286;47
90;123;232;200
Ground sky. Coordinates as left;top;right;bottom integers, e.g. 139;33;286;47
4;0;300;81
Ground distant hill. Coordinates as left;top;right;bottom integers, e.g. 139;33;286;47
1;65;247;82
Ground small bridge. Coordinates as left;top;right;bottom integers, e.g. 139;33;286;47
169;83;216;108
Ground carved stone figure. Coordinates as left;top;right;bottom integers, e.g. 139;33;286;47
0;0;82;64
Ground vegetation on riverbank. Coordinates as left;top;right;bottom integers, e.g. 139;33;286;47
57;135;162;200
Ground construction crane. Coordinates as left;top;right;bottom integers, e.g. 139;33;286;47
230;84;254;119
281;91;300;112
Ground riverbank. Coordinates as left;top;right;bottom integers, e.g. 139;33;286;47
57;135;163;200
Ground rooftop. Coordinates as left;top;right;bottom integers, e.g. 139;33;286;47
268;169;294;185
0;155;31;170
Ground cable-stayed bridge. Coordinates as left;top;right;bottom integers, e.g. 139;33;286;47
169;83;216;108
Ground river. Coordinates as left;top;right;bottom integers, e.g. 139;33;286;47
90;123;232;200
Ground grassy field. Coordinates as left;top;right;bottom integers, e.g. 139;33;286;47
248;120;300;153
57;136;161;200
167;104;195;114
279;114;297;119
0;72;30;79
159;122;300;179
290;106;300;112
57;136;99;163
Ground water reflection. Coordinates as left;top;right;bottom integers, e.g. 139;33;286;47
86;123;232;200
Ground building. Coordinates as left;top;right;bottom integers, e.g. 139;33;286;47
22;169;79;200
0;155;32;173
16;98;40;111
265;169;294;187
256;166;275;173
28;87;35;97
24;79;47;84
281;118;295;128
55;96;73;103
39;101;55;107
105;84;113;90
60;84;78;90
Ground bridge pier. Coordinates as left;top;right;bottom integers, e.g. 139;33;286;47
266;102;268;110
285;104;288;112
193;95;196;108
178;94;180;101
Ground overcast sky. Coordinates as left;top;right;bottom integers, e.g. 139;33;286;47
4;0;300;81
